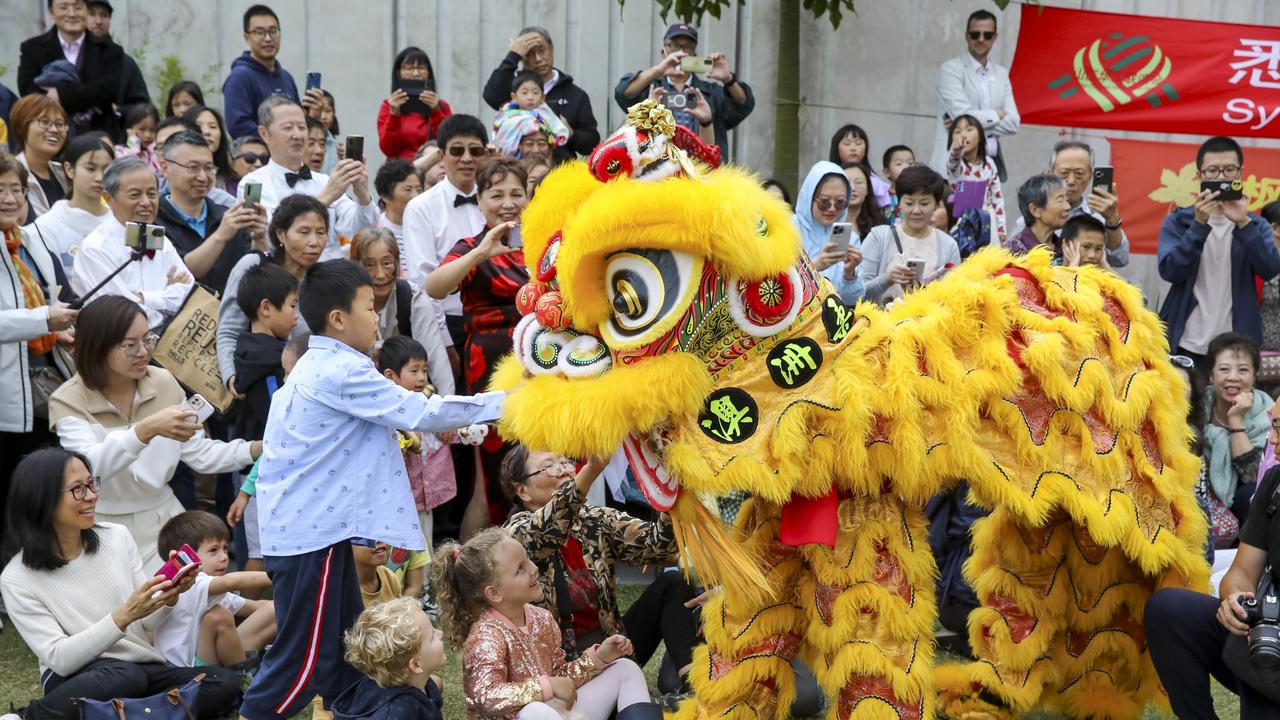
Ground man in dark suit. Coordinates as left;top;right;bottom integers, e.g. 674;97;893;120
18;0;124;142
86;0;152;110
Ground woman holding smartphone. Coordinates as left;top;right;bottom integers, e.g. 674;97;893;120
47;296;260;563
378;46;454;161
426;157;528;538
794;161;862;304
0;448;241;719
860;165;961;307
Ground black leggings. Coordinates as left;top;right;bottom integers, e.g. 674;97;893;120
621;569;701;671
29;659;239;720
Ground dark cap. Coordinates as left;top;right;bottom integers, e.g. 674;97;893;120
664;23;698;44
87;0;113;11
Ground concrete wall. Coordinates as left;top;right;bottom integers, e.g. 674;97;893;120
4;0;1279;303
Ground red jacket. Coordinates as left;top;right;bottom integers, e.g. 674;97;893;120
377;98;453;160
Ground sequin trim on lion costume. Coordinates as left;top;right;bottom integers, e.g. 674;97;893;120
490;102;1209;720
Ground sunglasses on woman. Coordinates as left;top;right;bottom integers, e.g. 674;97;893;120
814;198;848;212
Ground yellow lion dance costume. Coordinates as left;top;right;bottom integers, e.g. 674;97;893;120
491;103;1209;720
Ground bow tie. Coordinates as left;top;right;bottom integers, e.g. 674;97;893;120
285;166;313;187
454;193;478;208
140;249;156;260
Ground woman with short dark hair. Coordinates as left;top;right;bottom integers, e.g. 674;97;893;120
216;193;329;394
427;157;530;536
48;296;260;561
1;447;240;719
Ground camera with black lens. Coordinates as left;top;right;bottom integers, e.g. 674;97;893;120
1238;572;1280;671
663;88;697;111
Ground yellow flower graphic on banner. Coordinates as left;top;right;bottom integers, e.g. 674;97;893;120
1149;162;1199;208
1150;162;1280;212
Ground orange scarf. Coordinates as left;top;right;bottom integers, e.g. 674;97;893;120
5;228;56;355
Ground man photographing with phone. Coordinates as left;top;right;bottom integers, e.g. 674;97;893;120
236;95;377;261
1158;136;1280;372
614;23;755;161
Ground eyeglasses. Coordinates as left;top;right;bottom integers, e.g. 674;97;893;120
66;476;101;501
117;333;159;357
968;31;996;41
35;116;69;133
400;63;430;77
165;159;217;176
1169;355;1195;369
246;27;281;39
349;537;377;548
521;458;577;481
814;198;848;212
447;145;487;158
234;151;269;166
1200;165;1242;179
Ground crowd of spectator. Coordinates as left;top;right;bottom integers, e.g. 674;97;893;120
2;2;1280;719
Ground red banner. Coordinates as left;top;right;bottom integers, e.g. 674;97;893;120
1109;137;1280;254
1011;5;1280;138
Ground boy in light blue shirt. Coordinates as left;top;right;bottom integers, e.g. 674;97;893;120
240;259;504;720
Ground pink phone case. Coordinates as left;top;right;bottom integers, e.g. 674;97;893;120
155;544;201;582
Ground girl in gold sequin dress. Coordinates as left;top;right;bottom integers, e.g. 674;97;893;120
431;528;661;720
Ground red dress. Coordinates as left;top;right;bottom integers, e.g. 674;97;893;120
377;98;454;161
442;232;529;520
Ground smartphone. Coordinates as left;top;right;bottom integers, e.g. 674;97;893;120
906;258;926;284
829;222;854;254
124;221;144;250
306;72;322;91
399;79;430;116
1201;179;1244;202
182;394;214;424
243;182;262;209
679;55;714;74
345;135;364;164
1092;166;1114;194
155;543;201;582
506;225;523;250
145;225;165;251
124;222;164;251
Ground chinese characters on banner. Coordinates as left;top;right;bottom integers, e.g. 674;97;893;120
1109;137;1280;254
1010;5;1280;137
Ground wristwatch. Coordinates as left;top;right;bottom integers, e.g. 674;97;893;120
1105;218;1123;230
723;73;738;91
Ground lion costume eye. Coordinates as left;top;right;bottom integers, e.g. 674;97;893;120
602;249;702;349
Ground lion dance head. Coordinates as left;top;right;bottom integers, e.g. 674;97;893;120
492;102;856;594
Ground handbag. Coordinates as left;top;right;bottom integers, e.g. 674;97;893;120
75;673;202;720
1208;492;1241;548
29;365;66;419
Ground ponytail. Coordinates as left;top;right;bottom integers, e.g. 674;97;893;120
430;527;510;650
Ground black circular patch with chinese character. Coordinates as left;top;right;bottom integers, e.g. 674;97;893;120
698;388;759;444
766;338;823;389
821;294;857;344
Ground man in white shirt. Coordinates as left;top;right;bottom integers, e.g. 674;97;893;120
71;156;194;329
236;95;377;261
930;10;1020;180
402;114;488;348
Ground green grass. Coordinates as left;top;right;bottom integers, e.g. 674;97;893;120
0;584;1243;718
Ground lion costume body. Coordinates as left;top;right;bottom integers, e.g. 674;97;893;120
491;104;1209;720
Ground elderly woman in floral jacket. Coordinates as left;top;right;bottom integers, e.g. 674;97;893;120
501;447;699;690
